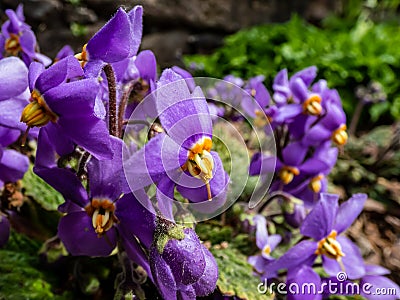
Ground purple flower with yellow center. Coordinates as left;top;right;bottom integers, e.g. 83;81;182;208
36;137;154;260
150;227;218;299
248;215;281;278
75;6;143;77
302;100;348;147
19;56;112;160
272;66;317;106
125;69;229;217
267;193;367;280
0;5;50;66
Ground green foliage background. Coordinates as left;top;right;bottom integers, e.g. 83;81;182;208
185;9;400;127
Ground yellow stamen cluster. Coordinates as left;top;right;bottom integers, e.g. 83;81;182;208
75;44;88;68
279;166;300;185
315;230;345;260
262;244;271;256
85;199;118;236
309;174;324;193
183;137;214;200
332;124;348;146
5;33;21;56
20;90;58;127
303;94;322;116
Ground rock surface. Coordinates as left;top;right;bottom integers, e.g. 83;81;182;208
0;0;338;67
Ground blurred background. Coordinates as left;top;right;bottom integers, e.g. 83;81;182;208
1;0;339;67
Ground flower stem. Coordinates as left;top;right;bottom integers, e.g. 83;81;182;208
104;64;118;137
348;100;364;136
117;82;134;137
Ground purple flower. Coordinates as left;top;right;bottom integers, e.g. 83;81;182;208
0;5;50;66
75;6;143;77
0;147;29;188
150;227;218;299
268;193;367;280
20;56;112;161
54;45;74;62
241;75;271;119
360;265;400;300
124;69;229;218
248;215;281;278
272;66;317;106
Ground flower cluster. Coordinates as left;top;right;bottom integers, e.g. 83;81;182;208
0;5;220;299
0;3;398;300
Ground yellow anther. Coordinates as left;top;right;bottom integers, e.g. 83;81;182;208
309;174;324;193
5;33;21;56
75;44;88;67
315;230;345;260
184;138;215;200
332;124;348;146
279;166;300;185
262;245;271;256
20;90;58;127
303;94;322;116
85;199;118;237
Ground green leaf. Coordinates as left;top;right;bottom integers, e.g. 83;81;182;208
22;165;65;211
211;247;273;300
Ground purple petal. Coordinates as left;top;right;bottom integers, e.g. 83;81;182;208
365;265;390;276
87;136;127;199
0;149;29;183
177;284;196;300
302;124;332;147
28;62;45;91
0;57;28;100
116;191;156;249
275;104;303;122
192;245;218;297
33;167;88;208
337;236;365;279
19;29;36;56
253;214;269;249
282;142;307;166
334;193;367;234
287;265;322;300
171;66;195;92
156;69;212;148
123;133;185;191
128;5;143;56
0;95;30;131
361;275;400;300
267;240;318;275
300;193;339;240
150;246;177;300
156;176;176;221
291;66;317;87
289;77;309;102
86;8;131;63
121;235;153;282
58;115;113;160
35;124;74;168
42;78;98;117
135;50;157;82
162;228;206;285
58;211;117;256
35;56;83;93
0;126;20;147
249;153;276;176
55;45;74;61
